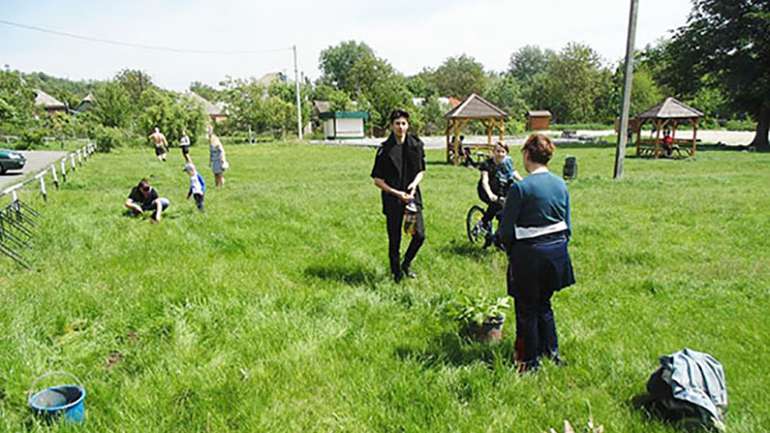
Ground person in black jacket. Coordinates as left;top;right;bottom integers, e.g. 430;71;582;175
371;109;426;282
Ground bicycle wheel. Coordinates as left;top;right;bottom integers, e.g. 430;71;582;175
466;205;487;244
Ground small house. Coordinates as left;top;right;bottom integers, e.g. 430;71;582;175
526;110;552;130
187;91;228;124
34;89;67;115
320;111;369;139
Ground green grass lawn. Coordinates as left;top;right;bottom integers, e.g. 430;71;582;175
1;142;769;432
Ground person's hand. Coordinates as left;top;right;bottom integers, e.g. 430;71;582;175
490;193;498;203
396;190;412;203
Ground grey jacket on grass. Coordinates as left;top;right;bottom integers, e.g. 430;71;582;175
651;348;728;430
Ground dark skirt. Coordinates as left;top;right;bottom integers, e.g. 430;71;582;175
507;233;575;300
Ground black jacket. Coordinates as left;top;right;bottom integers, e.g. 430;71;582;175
370;133;426;214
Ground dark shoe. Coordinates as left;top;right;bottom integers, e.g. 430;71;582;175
548;354;567;367
392;272;403;283
516;360;540;375
400;263;417;279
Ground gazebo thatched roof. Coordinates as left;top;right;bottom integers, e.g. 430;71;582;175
445;93;507;119
637;97;703;120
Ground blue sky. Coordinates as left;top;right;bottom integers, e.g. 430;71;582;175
1;0;693;91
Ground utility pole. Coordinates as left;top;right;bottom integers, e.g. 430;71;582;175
613;0;640;179
293;45;303;140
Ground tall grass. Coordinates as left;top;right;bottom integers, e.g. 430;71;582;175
0;142;768;432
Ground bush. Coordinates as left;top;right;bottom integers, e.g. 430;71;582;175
92;126;126;153
724;118;756;131
18;128;46;149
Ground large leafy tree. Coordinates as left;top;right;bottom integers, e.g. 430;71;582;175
0;70;37;129
115;69;154;105
542;43;609;123
91;81;132;128
508;45;557;84
319;41;375;94
432;54;487;98
666;0;770;149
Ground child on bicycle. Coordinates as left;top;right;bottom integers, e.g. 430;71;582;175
476;142;523;245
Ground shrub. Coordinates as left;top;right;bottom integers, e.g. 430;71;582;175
18;128;46;149
724;118;756;131
92;126;126;153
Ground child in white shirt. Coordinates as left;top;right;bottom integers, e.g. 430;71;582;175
183;163;206;211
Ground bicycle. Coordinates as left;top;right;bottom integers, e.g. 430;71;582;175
465;196;505;249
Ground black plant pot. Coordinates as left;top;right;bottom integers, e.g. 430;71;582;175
464;316;505;343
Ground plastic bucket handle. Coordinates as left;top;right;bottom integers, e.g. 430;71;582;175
28;371;84;404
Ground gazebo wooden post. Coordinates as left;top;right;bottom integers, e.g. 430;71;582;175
691;117;698;157
445;120;454;163
654;119;663;158
636;119;643;156
452;119;467;165
498;119;505;144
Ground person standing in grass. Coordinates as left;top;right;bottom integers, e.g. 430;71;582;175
498;133;575;372
183;163;206;211
371;109;426;282
124;178;170;223
179;130;192;163
208;125;228;187
149;127;169;162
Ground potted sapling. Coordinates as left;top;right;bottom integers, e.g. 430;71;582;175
450;295;511;343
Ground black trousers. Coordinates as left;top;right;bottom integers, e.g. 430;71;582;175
507;236;572;367
513;289;558;367
385;207;425;276
480;194;503;224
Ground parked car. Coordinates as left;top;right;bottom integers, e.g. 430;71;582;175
0;149;26;174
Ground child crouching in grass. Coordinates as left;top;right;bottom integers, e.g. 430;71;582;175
184;163;206;211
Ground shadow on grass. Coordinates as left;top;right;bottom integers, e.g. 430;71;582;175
395;331;514;369
441;240;490;262
304;263;382;286
627;392;696;431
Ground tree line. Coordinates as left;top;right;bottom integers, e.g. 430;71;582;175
1;0;767;149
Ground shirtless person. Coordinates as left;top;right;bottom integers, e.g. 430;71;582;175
149;127;168;162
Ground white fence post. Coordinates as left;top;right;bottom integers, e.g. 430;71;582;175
70;154;76;170
50;164;59;189
60;158;67;182
38;175;47;201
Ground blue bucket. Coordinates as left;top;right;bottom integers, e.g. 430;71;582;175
28;372;86;423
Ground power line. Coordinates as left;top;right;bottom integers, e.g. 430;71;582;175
0;19;292;55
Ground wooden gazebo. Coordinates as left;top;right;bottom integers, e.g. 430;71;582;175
445;93;507;165
635;97;703;158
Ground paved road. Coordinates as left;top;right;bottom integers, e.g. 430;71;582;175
312;129;762;150
0;150;67;192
